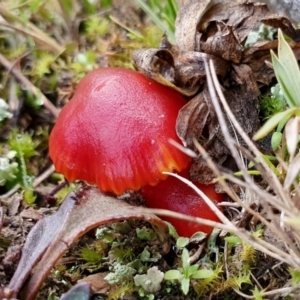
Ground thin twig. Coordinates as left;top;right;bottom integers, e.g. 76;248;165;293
163;171;231;225
0;54;59;118
33;165;56;188
0;184;20;200
188;243;205;264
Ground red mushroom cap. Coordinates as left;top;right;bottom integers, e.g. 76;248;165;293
49;67;190;195
141;167;224;237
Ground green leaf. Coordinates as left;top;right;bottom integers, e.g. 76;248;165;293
166;221;179;239
271;52;295;107
176;237;189;248
191;269;214;279
289;268;300;285
136;227;157;241
181;277;190;295
182;248;190;270
276;29;300;106
271;131;282;151
164;270;183;280
276;114;291;132
187;264;199;277
167;0;178;20
253;107;299;140
261;155;280;176
189;231;207;243
225;235;242;245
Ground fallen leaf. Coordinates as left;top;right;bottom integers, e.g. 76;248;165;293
133;38;228;97
8;187;170;300
176;90;210;148
199;1;270;44
175;0;211;51
261;14;300;41
201;22;243;63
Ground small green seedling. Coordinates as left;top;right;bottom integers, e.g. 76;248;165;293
164;248;214;295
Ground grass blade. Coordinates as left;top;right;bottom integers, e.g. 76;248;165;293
253;107;299;140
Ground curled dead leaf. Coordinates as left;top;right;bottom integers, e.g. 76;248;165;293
176;85;220;149
176;91;210;148
133;38;229;97
175;0;211;51
199;1;270;44
261;14;300;41
201;22;243;63
8;187;170;300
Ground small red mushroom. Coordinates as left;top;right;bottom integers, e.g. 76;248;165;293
141;167;224;237
49;67;190;195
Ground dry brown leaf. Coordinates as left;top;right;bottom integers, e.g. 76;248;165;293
202;22;243;63
261;14;300;41
176;92;210;148
199;1;270;44
175;0;211;51
8;187;170;300
133;38;228;97
242;40;276;84
176;84;220;150
242;40;300;85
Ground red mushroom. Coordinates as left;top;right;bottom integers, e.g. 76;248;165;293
49;67;190;195
141;167;224;237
